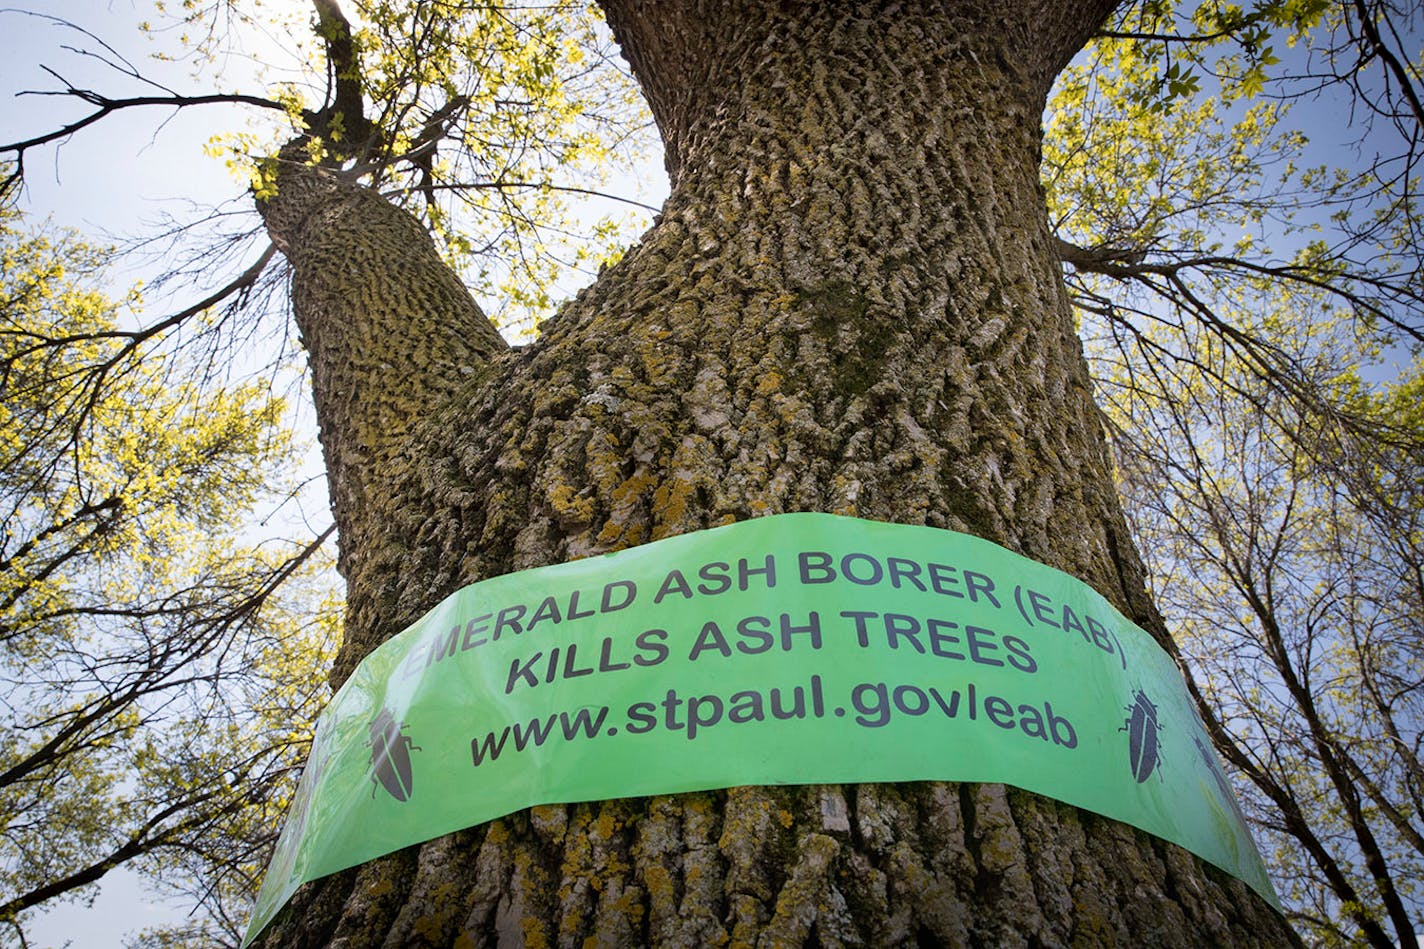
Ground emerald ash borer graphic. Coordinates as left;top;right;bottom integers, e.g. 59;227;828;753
1121;689;1163;783
368;706;421;802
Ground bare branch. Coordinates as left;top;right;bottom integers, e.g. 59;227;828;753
1;85;293;198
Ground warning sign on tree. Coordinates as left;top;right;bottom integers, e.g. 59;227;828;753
244;513;1277;945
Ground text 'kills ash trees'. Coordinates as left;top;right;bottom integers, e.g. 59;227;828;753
255;1;1296;946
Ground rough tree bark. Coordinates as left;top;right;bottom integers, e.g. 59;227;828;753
255;1;1297;945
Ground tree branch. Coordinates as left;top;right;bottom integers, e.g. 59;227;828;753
1;84;292;199
1351;0;1424;133
308;0;374;158
0;525;332;789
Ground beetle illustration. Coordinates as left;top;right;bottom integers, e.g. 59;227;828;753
367;706;421;802
1120;689;1163;783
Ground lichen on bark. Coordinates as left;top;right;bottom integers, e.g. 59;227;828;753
254;2;1297;945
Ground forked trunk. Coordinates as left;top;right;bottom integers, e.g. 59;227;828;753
255;2;1295;944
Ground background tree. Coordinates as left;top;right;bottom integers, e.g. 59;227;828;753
0;200;339;946
1104;305;1423;946
2;1;653;335
1045;1;1423;942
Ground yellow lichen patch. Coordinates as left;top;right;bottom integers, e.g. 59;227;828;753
547;482;594;524
529;803;568;842
594;811;621;840
585;433;631;497
414;915;446;940
609;471;656;511
484;818;510;848
531;376;578;416
642;863;676;906
651;473;697;532
602;888;646;933
636;339;681;388
596;468;657;549
595;519;643;550
365;867;398;899
829;473;862;517
521;916;551;949
757;370;783;395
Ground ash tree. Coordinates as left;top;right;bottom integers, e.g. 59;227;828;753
247;0;1300;944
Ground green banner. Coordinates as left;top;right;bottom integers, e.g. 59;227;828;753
244;513;1277;944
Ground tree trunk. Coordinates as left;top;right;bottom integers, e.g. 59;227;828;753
255;1;1296;944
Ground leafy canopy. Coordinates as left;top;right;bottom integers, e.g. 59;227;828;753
0;197;338;947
